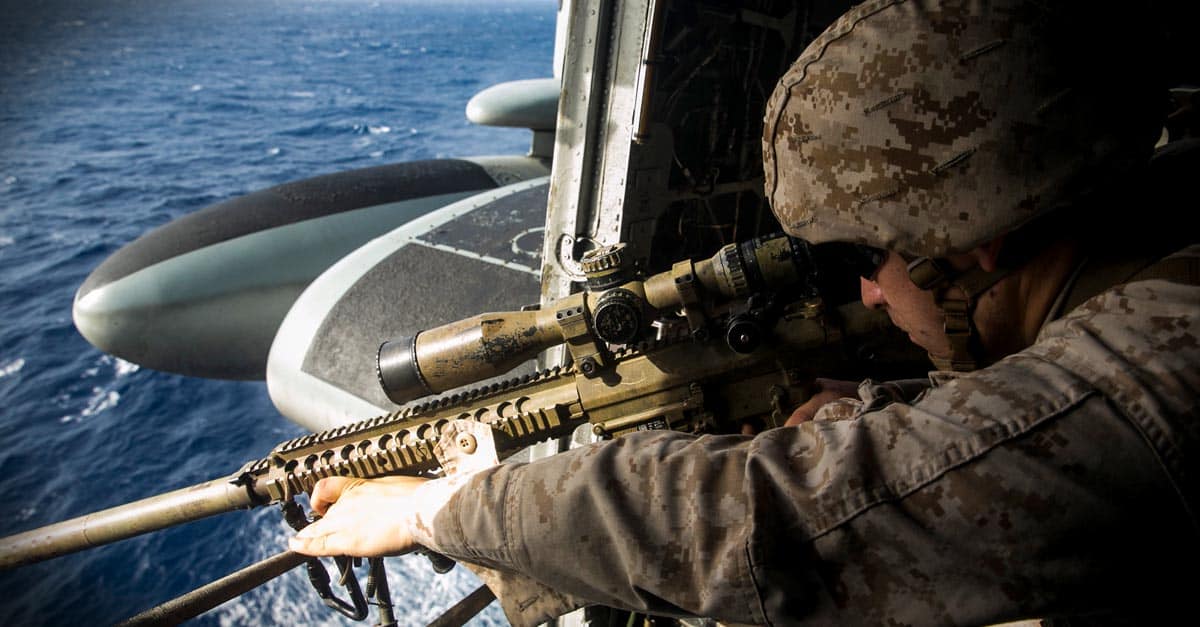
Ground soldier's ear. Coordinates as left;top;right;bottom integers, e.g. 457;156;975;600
973;235;1006;273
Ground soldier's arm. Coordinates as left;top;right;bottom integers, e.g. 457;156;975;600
422;355;1193;626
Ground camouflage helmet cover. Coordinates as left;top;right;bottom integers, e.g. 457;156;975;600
763;0;1162;258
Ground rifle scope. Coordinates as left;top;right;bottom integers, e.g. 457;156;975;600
377;233;816;405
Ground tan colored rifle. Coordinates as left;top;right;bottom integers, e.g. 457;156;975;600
0;234;919;625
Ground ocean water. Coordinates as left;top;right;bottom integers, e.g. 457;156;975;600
0;0;555;624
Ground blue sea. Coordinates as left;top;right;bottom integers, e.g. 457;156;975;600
0;0;555;624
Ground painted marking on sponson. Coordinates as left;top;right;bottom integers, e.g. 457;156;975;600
511;227;545;259
408;239;539;276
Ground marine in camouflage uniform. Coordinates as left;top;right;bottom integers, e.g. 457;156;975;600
292;1;1200;624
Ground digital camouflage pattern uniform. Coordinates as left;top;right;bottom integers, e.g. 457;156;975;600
405;1;1200;624
414;249;1200;625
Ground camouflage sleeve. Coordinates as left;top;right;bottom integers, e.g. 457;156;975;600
812;377;933;421
426;269;1199;626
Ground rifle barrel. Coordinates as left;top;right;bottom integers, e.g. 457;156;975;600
0;476;257;570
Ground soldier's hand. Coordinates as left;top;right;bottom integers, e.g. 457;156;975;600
786;378;860;425
289;475;428;557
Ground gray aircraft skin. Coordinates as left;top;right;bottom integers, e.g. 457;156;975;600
71;80;557;381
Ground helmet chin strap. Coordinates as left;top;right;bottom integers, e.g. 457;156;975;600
906;257;1013;372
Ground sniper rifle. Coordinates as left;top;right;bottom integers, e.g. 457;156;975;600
0;233;921;625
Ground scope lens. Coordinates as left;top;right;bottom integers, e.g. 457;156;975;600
376;335;431;404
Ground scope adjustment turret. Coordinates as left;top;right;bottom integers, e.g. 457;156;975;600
592;288;644;345
581;243;631;290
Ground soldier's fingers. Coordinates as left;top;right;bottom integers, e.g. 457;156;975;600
309;476;361;516
288;524;339;556
786;386;853;426
785;402;819;426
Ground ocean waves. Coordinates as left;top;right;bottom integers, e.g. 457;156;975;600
59;355;139;424
0;0;554;624
0;358;24;378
